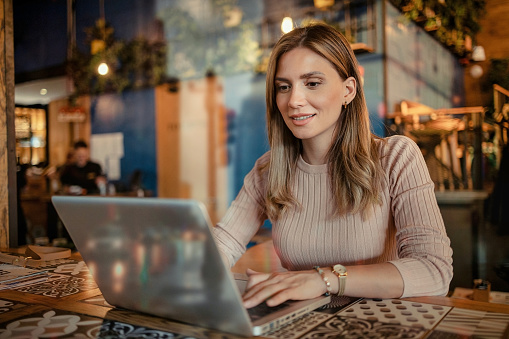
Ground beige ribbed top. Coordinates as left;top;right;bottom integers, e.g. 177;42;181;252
213;135;453;297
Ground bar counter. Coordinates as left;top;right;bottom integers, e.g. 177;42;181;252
0;242;508;338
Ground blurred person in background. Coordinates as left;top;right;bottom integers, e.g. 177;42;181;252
60;140;106;195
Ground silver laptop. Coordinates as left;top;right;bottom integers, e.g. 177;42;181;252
52;196;330;336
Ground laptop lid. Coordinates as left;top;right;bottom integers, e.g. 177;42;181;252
52;196;330;336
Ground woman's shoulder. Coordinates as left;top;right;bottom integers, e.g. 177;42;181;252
376;134;420;158
242;151;271;194
245;151;271;179
256;150;271;164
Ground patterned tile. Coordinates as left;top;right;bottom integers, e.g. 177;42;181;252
0;309;194;339
0;299;28;315
28;259;77;271
49;261;92;277
264;297;364;338
339;298;451;329
13;273;97;298
0;309;103;338
99;319;197;338
265;311;333;338
299;315;427;338
316;295;362;315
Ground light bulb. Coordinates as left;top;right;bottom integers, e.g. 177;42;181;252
98;62;109;75
470;65;483;79
281;17;293;34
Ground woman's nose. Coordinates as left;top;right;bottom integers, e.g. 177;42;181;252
288;87;306;108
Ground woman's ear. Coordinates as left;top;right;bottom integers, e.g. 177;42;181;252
343;76;357;104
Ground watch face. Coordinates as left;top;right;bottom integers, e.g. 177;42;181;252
333;264;347;274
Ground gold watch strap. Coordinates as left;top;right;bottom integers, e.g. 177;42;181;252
332;264;348;296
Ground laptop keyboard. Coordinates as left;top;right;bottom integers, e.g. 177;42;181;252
247;300;294;321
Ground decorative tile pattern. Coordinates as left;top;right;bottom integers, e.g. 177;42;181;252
0;309;103;338
316;295;362;315
99;319;193;339
299;315;427;338
51;261;91;277
13;273;97;298
430;307;509;338
266;311;332;338
29;259;77;271
0;309;195;339
339;298;451;329
34;260;93;279
0;299;28;315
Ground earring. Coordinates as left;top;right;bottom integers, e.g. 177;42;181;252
343;101;348;109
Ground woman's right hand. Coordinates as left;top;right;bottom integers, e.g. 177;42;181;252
242;268;328;308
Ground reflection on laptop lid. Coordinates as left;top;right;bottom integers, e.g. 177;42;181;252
52;196;330;336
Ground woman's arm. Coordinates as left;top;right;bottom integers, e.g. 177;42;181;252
242;263;403;308
385;136;453;297
213;153;270;267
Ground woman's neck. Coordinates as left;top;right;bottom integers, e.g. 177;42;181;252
301;141;329;165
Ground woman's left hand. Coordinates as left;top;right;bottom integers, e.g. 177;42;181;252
242;268;327;308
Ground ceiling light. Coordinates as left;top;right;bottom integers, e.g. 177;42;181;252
470;64;483;79
314;0;335;10
40;88;47;95
472;46;486;62
281;17;293;34
98;62;109;75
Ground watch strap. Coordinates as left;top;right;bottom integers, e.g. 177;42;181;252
331;264;348;296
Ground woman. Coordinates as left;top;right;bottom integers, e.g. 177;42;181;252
213;23;453;309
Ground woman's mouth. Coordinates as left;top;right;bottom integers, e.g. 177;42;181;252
290;114;316;126
291;114;316;121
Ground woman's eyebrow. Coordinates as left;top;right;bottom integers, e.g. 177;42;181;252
275;71;325;82
300;71;325;79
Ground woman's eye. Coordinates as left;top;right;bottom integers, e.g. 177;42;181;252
307;81;320;89
277;84;290;93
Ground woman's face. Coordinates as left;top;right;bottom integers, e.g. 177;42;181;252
275;47;354;150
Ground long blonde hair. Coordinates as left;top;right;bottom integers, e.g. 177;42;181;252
264;23;384;221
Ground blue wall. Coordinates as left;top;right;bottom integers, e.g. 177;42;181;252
223;73;269;203
359;53;387;137
90;89;158;195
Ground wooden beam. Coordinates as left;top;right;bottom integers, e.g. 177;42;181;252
0;0;16;247
494;84;509;98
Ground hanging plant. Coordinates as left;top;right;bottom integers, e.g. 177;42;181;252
389;0;486;57
157;4;260;79
67;19;167;100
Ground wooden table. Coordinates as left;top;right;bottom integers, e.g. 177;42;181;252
1;243;508;338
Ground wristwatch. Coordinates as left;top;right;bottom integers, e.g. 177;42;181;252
331;264;348;296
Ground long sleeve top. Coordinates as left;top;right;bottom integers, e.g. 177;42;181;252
213;135;453;297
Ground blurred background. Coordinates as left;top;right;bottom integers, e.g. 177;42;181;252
9;0;509;292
